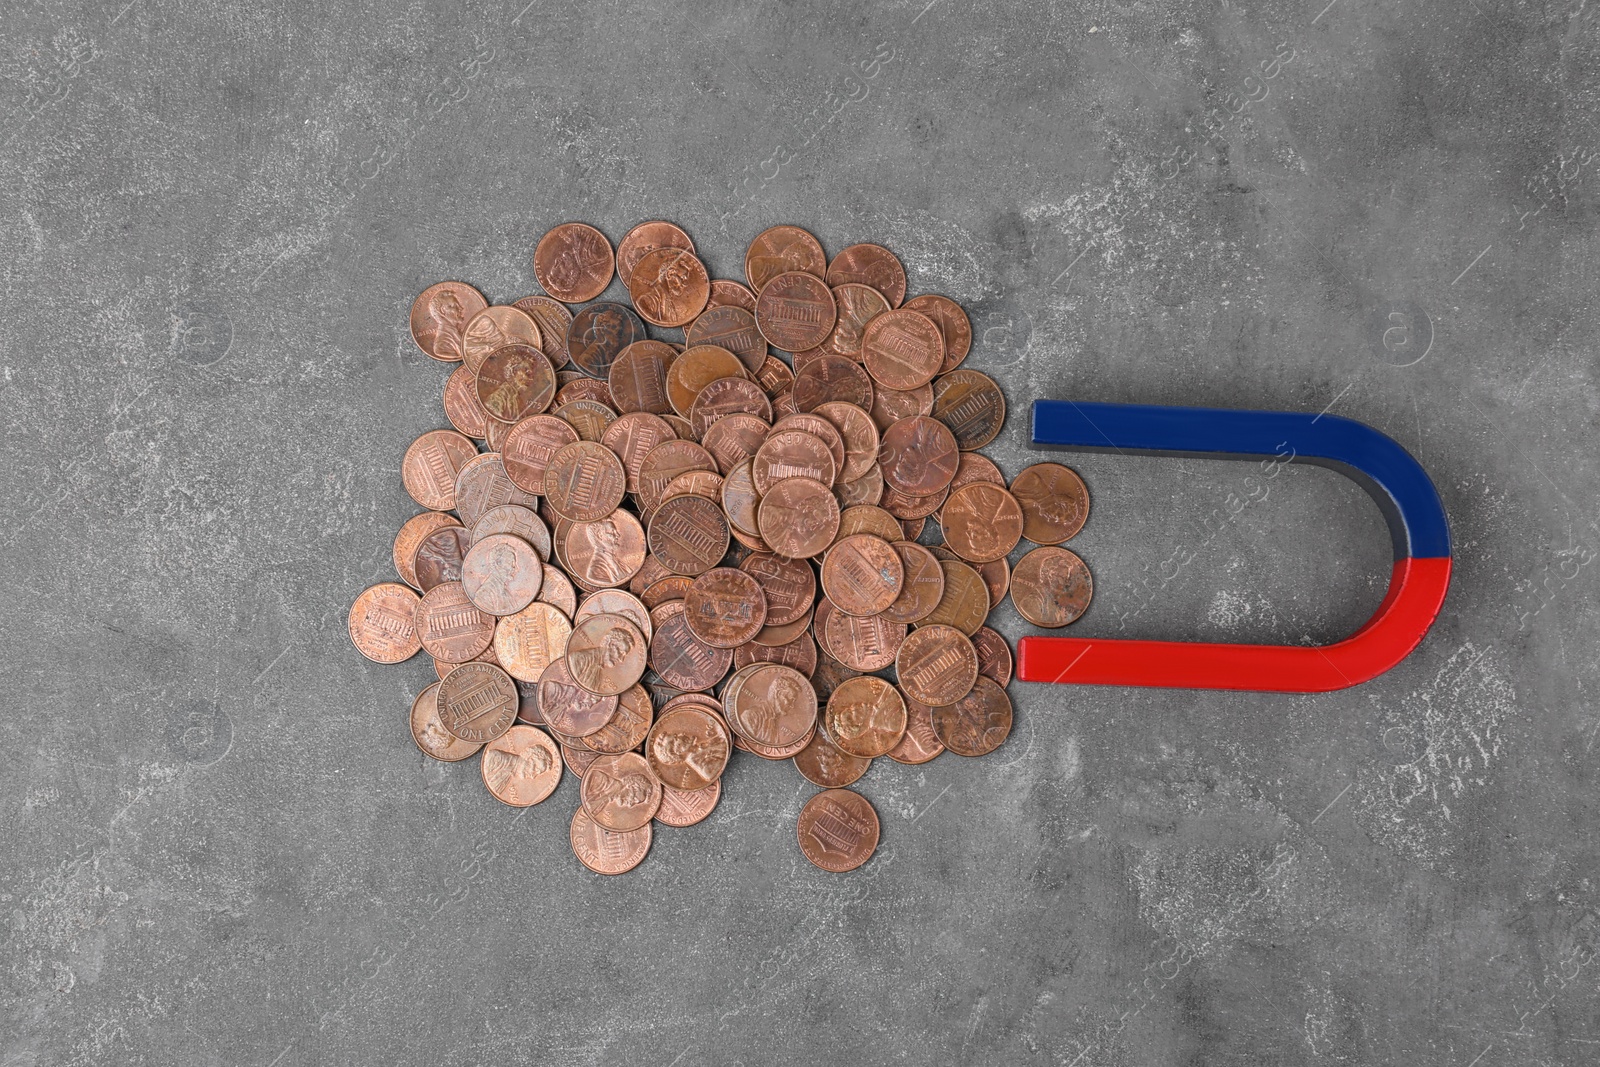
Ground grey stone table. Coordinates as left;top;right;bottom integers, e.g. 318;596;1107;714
4;1;1596;1064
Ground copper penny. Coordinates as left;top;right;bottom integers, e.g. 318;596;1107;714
629;554;675;598
443;364;490;438
542;440;626;522
861;308;944;390
666;345;747;418
451;452;534;527
401;429;478;512
1011;546;1093;627
648;600;733;691
931;369;1006;451
931;676;1012;756
537;657;619;738
887;694;945;765
895;624;978;706
501;414;578;494
946;451;1006;496
562;511;646;592
772;388;799;418
835;464;885;508
792;727;870;787
942;483;1023;563
567;301;645;380
566;613;649;695
410;282;487;362
657;471;725;517
683;567;767;648
823;608;906;673
1011;462;1090;545
757;477;840;559
511;294;574;368
752;606;812;647
415;581;496;662
880;541;944;625
574;589;653;643
879;415;959;496
689;376;771;438
971;626;1013;687
902;294;972;372
837;505;906;545
809;650;859;703
880;481;948;521
824;675;905;758
348;582;422;663
820;534;903;616
812;402;879;483
826;243;906;307
569;806;652;875
461;533;543;616
629;247;710;328
553;399;616;441
738;552;815;626
735;631;818;676
600;411;676;495
655;778;721;827
394;512;462;589
538;562;579;617
556;374;616;409
410;682;482;761
792;353;873;412
686;305;767;374
435;661;518;744
796;788;879;873
493;600;573;682
707;278;758;312
755;271;837;352
799;283;889;362
756;354;796;396
584;683;653;754
771;412;847;475
641;575;694;609
534;222;614;303
470;504;551;561
744;225;826;292
921;559;990;636
476;343;556;424
480;725;562;806
726;664;817;747
608;340;678;415
701;414;771;475
736;724;817;760
412;525;473;592
616;220;695;289
646;704;732;790
461;305;541;373
753;430;837;494
647;494;729;576
868;382;933;432
581;751;662;831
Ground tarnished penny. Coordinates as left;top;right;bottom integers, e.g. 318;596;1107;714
616;220;695;290
667;345;747;418
647;704;732;790
461;305;541;373
686;305;766;374
349;582;422;663
903;294;972;372
493;601;573;682
410;682;482;761
821;534;903;616
629;247;710;328
569;807;652;875
931;369;1006;451
755;271;837;352
567;301;646;380
879;415;959;496
861;308;944;390
823;608;906;673
416;581;496;662
574;589;653;643
647;494;729;576
412;524;472;592
797;788;879;872
931;676;1012;756
826;243;906;307
410;282;487;362
543;441;626;522
501;414;578;494
727;664;816;747
942;483;1023;563
394;512;462;589
470;504;552;561
655;778;721;827
739;552;815;626
566;613;648;695
753;429;837;494
1011;462;1090;545
972;626;1013;686
648;600;733;692
476;343;556;423
402;429;478;511
880;541;944;624
443;364;490;438
707;278;758;312
895;624;978;706
581;751;661;831
608;340;677;415
537;657;619;737
886;695;945;765
511;294;574;368
757;477;839;559
1011;546;1093;627
792;728;870;787
534;222;614;303
436;661;518;744
480;725;562;806
922;560;990;636
684;567;767;648
584;683;653;754
690;376;771;438
745;225;826;292
461;533;543;615
793;353;873;412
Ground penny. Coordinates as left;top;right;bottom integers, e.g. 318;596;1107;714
534;222;614;303
921;559;990;636
793;727;870;788
476;343;556;424
689;376;771;438
835;465;885;508
667;344;747;417
734;630;818;676
349;582;422;663
511;294;574;368
566;613;648;695
415;581;496;662
736;725;818;760
971;626;1013;687
701;413;771;475
744;225;827;292
436;661;518;744
629;555;674;599
686;305;767;374
616;219;695;289
823;607;906;673
868;381;933;432
901;517;925;541
555;375;615;410
756;354;796;396
641;575;694;609
824;675;905;758
799;283;889;363
930;676;1012;756
443;364;490;438
902;294;972;372
451;454;534;529
608;340;678;414
569;807;652;875
561;511;644;589
629;246;710;327
584;683;653;754
581;751;662;831
796;788;879;872
600;411;677;495
554;399;617;442
738;552;815;626
401;429;478;511
751;606;813;647
411;282;487;362
771;412;847;475
655;777;721;827
1011;546;1093;627
394;512;462;589
942;483;1023;563
648;600;734;691
821;534;903;616
513;677;543;725
772;388;799;418
461;533;543;616
757;477;840;559
410;682;482;761
861;308;944;390
753;429;837;494
480;725;562;806
542;440;626;522
812;401;879;483
493;601;573;682
727;663;817;747
647;494;729;576
792;353;873;412
837;505;905;545
1011;462;1090;545
537;562;579;617
931;369;1006;451
879;541;944;625
537;657;619;737
567;301;646;380
574;589;653;643
826;243;906;307
707;278;758;312
647;703;732;790
880;481;948;521
895;624;978;706
501;414;579;494
755;271;837;352
657;471;725;516
470;504;552;561
879;415;959;496
945;451;1006;496
412;525;473;592
563;743;602;779
683;567;767;648
461;305;541;373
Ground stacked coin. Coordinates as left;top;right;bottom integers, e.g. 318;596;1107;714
349;221;1095;875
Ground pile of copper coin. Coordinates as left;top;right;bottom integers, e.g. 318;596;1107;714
348;221;1094;875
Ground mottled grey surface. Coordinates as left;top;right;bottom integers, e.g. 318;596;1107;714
3;0;1598;1064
